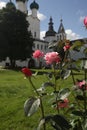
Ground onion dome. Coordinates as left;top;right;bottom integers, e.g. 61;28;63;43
6;2;16;9
45;17;56;37
30;0;39;10
58;19;65;34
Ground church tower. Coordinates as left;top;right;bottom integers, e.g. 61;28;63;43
27;0;40;39
57;19;66;41
44;17;56;43
16;0;28;14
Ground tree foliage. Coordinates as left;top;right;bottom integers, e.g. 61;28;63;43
0;2;34;66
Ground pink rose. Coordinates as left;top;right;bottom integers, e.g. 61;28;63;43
76;80;87;90
58;98;69;108
33;50;44;59
84;16;87;28
44;52;61;65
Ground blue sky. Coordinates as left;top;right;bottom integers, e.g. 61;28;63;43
0;0;87;40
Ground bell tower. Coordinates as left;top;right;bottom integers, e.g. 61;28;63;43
27;0;40;39
16;0;28;14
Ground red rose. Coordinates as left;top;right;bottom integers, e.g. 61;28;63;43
22;68;32;77
63;45;71;51
57;98;69;108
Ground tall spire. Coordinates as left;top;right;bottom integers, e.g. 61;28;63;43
48;17;54;31
58;19;65;34
45;16;56;36
57;18;66;41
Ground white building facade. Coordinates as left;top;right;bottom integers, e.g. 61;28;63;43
0;0;67;68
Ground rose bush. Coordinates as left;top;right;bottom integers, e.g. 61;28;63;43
21;17;87;130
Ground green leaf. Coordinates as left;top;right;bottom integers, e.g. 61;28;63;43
59;88;71;100
37;115;52;130
72;110;83;116
61;69;71;79
37;118;45;130
70;40;85;51
71;119;83;130
46;72;53;79
51;114;71;130
24;97;40;117
37;82;54;92
83;48;87;55
68;63;80;72
42;81;55;88
83;119;87;130
76;95;84;101
37;114;71;130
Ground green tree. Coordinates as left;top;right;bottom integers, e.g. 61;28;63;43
0;2;34;67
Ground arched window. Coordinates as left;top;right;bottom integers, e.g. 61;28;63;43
41;45;43;50
34;32;36;38
37;44;39;49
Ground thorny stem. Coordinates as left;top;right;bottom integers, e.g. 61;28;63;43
83;69;87;120
68;52;76;85
29;78;39;96
28;78;46;130
68;52;83;111
71;69;76;85
53;65;60;114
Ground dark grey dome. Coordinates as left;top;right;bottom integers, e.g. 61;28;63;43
30;0;39;10
45;17;56;37
6;2;16;9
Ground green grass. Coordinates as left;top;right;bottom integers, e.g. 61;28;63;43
0;69;85;130
0;69;52;130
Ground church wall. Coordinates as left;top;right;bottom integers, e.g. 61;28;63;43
32;40;50;67
27;16;40;39
33;40;49;53
44;36;57;43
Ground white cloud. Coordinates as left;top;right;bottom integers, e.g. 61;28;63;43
65;29;81;40
0;1;6;9
40;31;46;40
40;29;81;41
37;11;46;21
28;11;46;21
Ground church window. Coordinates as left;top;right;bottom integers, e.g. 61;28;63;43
34;32;36;38
41;45;43;50
57;35;59;40
37;44;39;49
60;35;61;40
33;43;35;48
44;45;46;50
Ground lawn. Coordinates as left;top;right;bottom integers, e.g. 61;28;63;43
0;69;85;130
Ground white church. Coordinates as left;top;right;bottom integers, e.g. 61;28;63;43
1;0;87;68
0;0;66;68
17;0;67;67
